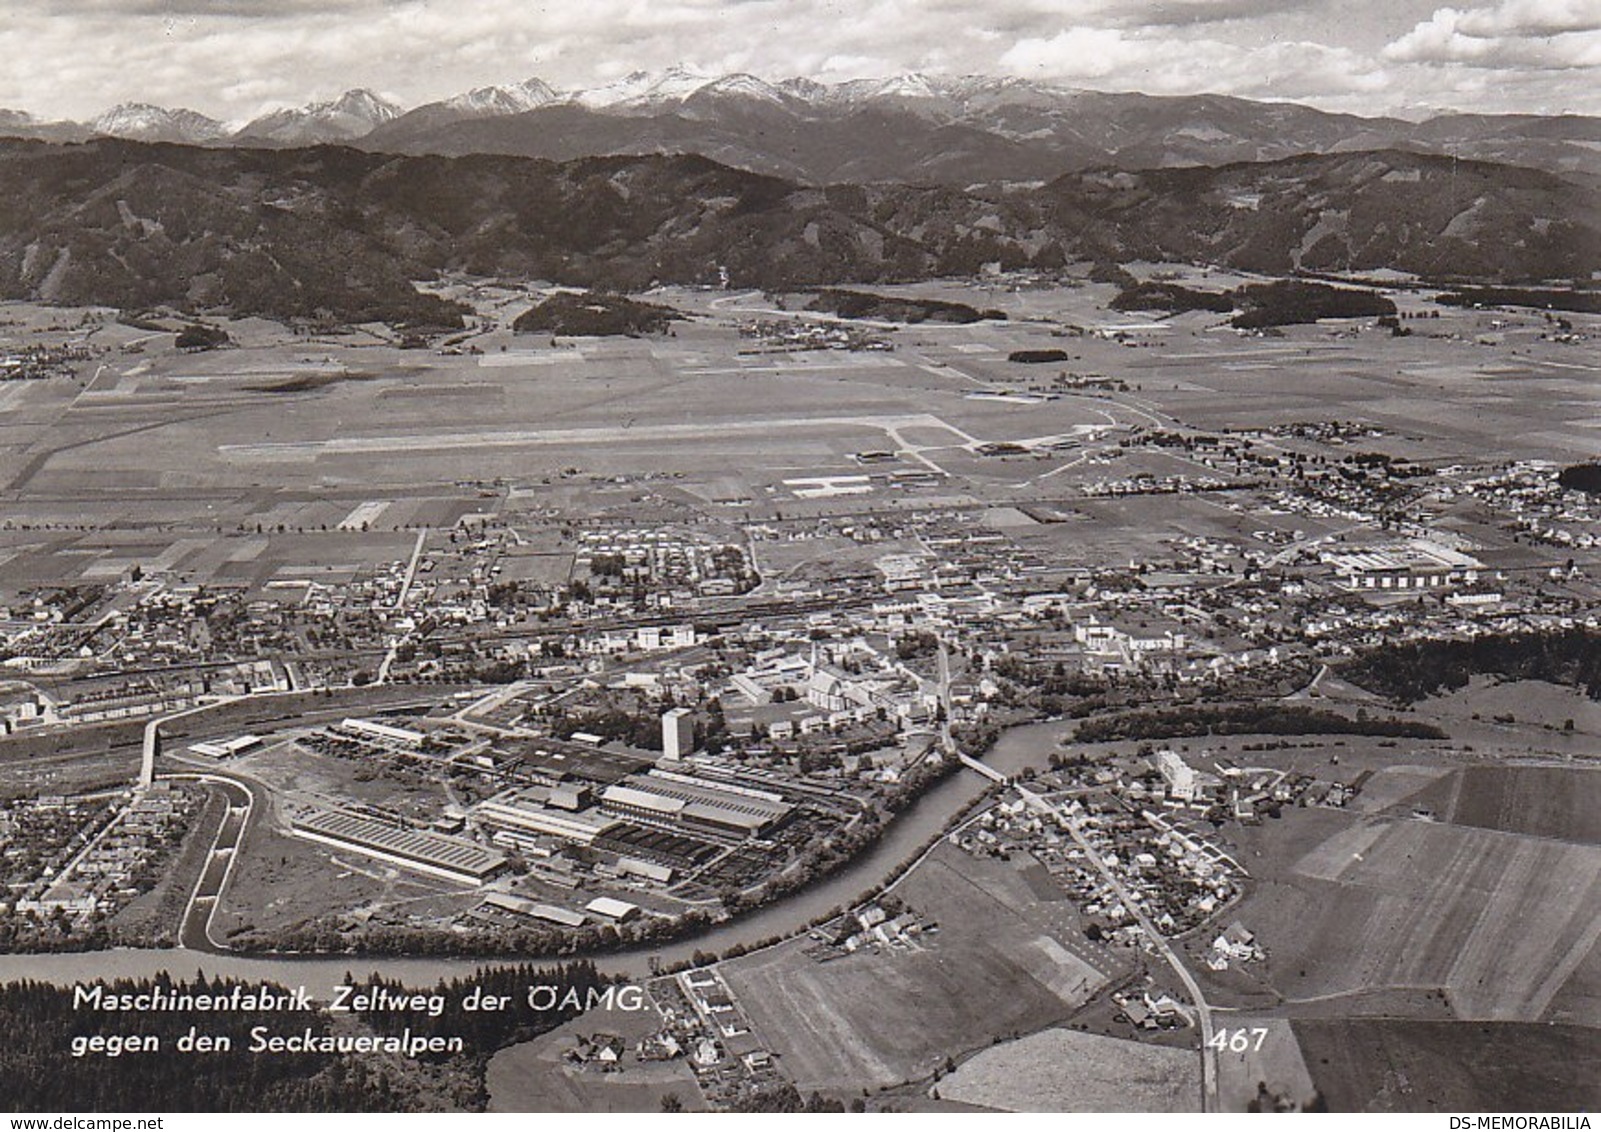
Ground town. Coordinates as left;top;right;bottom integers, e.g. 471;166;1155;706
0;269;1597;1112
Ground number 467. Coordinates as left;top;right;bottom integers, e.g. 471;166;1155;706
1208;1027;1269;1052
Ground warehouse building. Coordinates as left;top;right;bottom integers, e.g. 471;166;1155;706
337;718;428;748
1323;539;1483;591
585;896;641;922
287;807;506;885
599;770;792;840
188;734;264;759
479;893;587;927
475;788;620;849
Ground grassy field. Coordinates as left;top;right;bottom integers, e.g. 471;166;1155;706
0;740;142;798
208;819;394;939
231;737;451;820
1422;679;1601;745
936;1028;1199;1112
1292;1019;1601;1112
719;842;1123;1093
2;286;1595;575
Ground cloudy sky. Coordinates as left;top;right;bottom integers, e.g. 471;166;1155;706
2;0;1596;122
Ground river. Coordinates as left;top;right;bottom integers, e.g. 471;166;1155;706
0;718;1070;996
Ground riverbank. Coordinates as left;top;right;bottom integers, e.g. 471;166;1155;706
0;717;1073;995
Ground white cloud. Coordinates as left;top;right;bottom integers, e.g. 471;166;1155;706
1000;27;1148;79
1386;1;1601;68
0;0;1594;121
1455;0;1601;37
1001;26;1388;97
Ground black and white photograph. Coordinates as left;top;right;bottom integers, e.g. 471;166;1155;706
0;0;1597;1117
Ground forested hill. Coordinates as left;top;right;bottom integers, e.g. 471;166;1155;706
0;138;1595;324
1341;629;1601;704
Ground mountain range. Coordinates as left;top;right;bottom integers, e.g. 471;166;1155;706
1;138;1593;326
1;88;405;148
4;69;1600;184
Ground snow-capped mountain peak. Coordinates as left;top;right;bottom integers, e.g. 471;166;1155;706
871;73;943;100
90;102;228;142
324;88;402;125
445;77;560;115
573;70;656;108
825;73;946;104
574;65;753;109
640;65;721;102
236;88;402;144
693;73;788;104
775;77;829;103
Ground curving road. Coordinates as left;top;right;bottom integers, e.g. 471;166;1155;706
1015;782;1219;1113
166;773;255;951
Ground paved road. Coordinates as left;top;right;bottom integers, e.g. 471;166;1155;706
166;773;255;951
1015;782;1220;1113
395;526;429;609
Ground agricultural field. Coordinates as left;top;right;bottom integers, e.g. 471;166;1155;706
1345;765;1453;815
1551;930;1601;1028
719;841;1122;1093
1211;1016;1318;1112
1233;818;1601;1021
1124;316;1601;463
935;1027;1199;1112
1421;765;1601;844
1292;1020;1601;1112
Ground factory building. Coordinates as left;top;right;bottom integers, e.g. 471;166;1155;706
337;718;428;748
287;807;506;885
1323;539;1483;591
599;769;792;840
475;788;619;849
1156;750;1223;805
585;896;641;923
1157;750;1199;802
479;893;586;927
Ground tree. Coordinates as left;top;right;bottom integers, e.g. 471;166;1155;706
175;323;230;351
